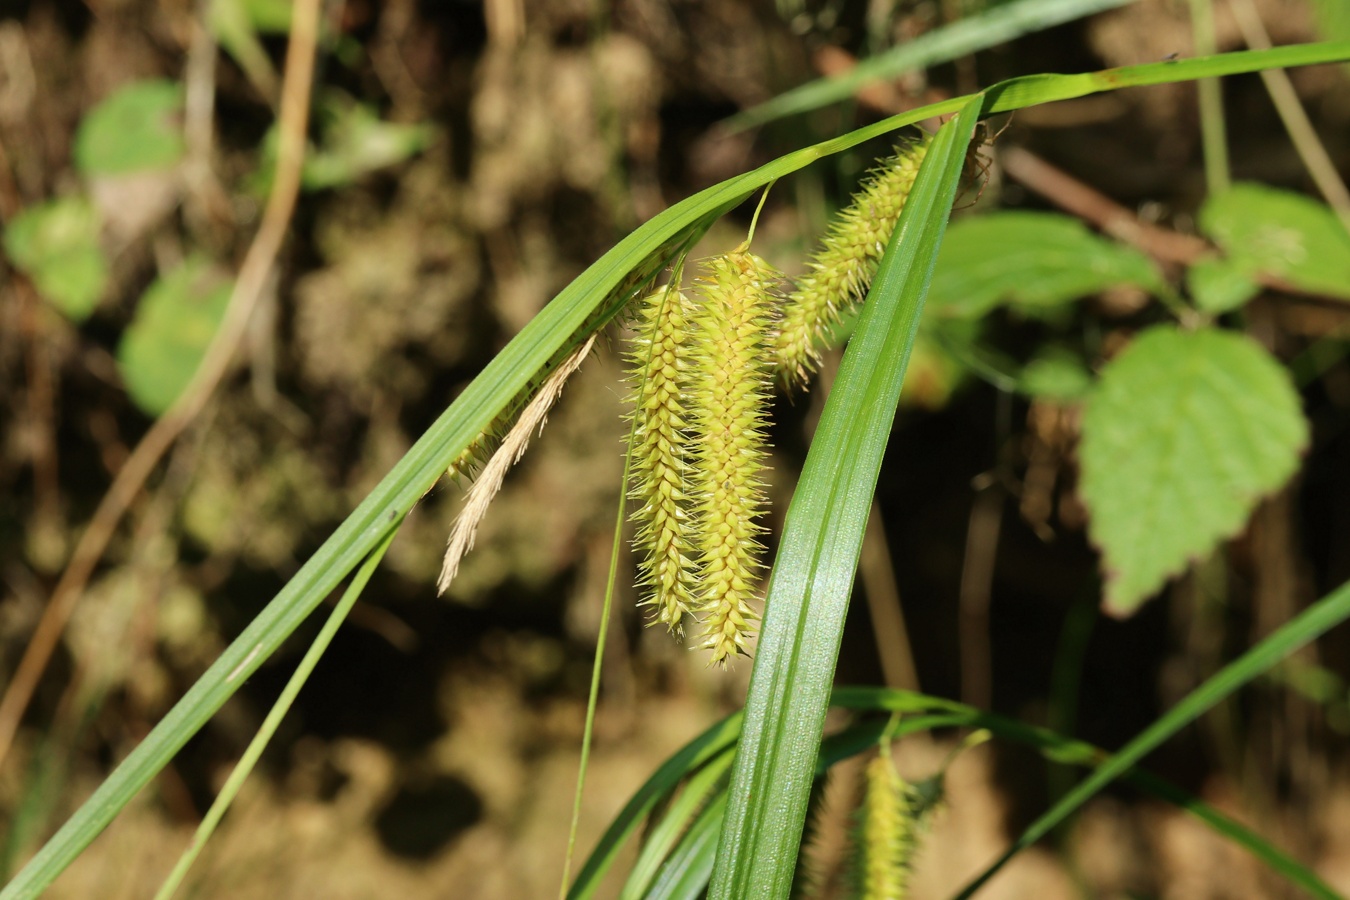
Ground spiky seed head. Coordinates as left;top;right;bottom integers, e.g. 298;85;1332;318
854;748;917;900
775;136;930;389
626;284;697;633
688;250;778;666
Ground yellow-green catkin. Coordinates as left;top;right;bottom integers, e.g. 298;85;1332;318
855;747;917;900
627;283;697;633
775;136;931;388
688;250;778;666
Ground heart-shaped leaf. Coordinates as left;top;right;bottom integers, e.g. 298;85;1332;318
1079;326;1308;616
927;211;1163;319
1199;183;1350;301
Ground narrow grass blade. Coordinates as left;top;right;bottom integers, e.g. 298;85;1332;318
981;41;1350;114
831;686;1340;899
620;748;735;900
154;523;400;900
580;686;1333;898
729;0;1138;130
706;95;985;900
949;577;1350;898
567;714;742;900
643;792;728;900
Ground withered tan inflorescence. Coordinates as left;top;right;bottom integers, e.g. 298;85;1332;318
775;135;930;389
627;283;697;633
688;249;779;666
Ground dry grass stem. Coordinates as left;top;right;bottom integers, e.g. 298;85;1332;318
437;334;598;594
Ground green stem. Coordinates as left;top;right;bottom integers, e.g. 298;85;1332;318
1188;0;1231;195
154;521;402;900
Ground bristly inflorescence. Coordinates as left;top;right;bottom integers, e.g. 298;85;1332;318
854;745;918;900
627;283;697;633
688;249;780;666
775;136;931;389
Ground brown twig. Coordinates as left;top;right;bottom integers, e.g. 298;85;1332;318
858;504;921;692
958;487;1001;710
1000;145;1210;266
1002;145;1350;305
0;0;323;773
1226;0;1350;234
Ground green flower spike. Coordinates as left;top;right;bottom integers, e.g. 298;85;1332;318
855;744;917;900
627;283;697;633
775;136;930;388
689;249;778;666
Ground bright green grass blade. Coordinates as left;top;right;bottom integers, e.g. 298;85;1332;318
644;791;728;900
153;524;400;900
980;41;1350;113
728;0;1137;130
620;748;736;900
1124;767;1336;898
949;577;1350;898
830;686;1340;899
9;43;1350;900
567;714;742;900
706;95;985;900
599;694;1329;898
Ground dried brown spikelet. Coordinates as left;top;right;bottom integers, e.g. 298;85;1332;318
444;286;638;485
688;250;778;666
438;335;597;593
854;747;917;900
775;136;931;389
627;284;697;633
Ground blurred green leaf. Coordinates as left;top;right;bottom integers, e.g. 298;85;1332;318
303;98;435;190
117;258;232;416
898;324;973;409
1079;326;1308;616
927;211;1163;318
1200;183;1350;301
74;80;184;177
240;0;292;31
210;0;280;99
1018;347;1092;400
1187;255;1261;314
1311;0;1350;41
3;196;108;321
252;94;436;192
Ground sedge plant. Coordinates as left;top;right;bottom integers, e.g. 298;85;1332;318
6;40;1350;900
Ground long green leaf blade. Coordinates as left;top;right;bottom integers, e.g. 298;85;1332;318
568;715;742;900
953;578;1350;897
729;0;1137;129
644;792;728;900
832;687;1339;899
707;96;984;900
620;749;735;899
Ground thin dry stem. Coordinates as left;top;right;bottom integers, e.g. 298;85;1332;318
0;0;323;773
1228;0;1350;232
